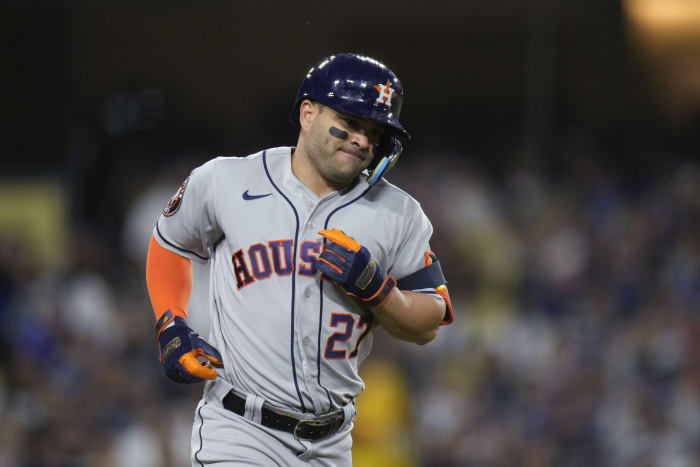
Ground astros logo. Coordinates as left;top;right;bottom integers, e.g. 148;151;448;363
374;79;397;108
163;176;189;217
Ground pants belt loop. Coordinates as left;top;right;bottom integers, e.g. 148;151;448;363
340;400;356;433
244;393;265;424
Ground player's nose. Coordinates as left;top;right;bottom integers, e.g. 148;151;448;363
348;130;372;151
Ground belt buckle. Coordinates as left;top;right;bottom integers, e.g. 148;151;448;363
293;418;326;441
293;413;342;441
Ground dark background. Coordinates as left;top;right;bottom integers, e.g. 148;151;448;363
6;1;696;170
1;1;699;466
5;0;698;259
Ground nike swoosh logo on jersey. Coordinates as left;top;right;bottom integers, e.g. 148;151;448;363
242;190;271;201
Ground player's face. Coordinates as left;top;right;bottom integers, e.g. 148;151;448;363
303;104;385;188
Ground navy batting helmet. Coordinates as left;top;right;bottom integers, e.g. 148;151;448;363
291;53;410;185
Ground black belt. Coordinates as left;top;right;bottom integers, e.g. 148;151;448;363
222;391;345;441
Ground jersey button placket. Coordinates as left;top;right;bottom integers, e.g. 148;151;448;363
293;256;320;411
294;316;315;408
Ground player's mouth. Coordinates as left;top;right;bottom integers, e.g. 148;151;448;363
338;146;367;162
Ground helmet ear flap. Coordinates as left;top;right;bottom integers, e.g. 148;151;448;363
367;136;403;186
373;132;394;160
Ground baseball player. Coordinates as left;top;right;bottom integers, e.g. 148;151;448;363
146;53;453;466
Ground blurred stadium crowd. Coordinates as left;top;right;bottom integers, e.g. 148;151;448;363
1;137;699;466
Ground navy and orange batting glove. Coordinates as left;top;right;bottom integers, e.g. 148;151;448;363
318;229;396;308
155;310;224;383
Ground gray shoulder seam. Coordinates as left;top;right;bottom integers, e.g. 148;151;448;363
371;178;422;210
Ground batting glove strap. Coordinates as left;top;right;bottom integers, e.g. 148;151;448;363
157;316;223;384
362;275;397;309
154;309;176;339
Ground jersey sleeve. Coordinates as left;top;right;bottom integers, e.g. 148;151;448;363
389;203;434;281
153;158;223;263
389;201;454;325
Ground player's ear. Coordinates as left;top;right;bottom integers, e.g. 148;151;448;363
299;100;319;132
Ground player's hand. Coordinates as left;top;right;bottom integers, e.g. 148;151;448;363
318;229;397;308
156;312;223;383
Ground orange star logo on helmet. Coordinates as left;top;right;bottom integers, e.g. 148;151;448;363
374;79;398;108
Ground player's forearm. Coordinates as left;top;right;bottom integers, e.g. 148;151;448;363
146;235;193;320
371;289;445;345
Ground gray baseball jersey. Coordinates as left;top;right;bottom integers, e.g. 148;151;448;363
154;146;448;417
